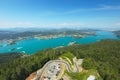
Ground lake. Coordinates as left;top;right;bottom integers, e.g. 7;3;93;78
0;31;119;54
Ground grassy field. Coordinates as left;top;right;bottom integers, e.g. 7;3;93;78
65;69;102;80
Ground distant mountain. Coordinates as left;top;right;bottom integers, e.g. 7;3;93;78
0;29;96;40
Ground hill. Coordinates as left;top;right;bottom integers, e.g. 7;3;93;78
0;52;25;64
0;39;120;80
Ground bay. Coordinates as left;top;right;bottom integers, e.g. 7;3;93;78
0;31;119;54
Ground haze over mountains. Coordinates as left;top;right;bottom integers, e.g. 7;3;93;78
0;28;97;40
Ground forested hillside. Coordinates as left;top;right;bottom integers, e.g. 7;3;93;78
0;39;120;80
0;52;24;64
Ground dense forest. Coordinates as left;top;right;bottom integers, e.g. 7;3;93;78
0;52;24;64
0;39;120;80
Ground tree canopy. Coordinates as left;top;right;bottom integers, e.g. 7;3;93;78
0;39;120;80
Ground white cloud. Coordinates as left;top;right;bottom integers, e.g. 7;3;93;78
0;21;84;29
0;22;35;28
116;23;120;26
63;5;120;14
46;23;84;28
0;21;120;30
101;5;120;10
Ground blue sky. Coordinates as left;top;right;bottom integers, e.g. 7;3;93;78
0;0;120;29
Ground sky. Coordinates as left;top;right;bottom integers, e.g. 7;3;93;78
0;0;120;29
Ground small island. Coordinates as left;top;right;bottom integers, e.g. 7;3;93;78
68;41;77;46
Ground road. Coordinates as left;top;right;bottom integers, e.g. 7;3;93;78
36;60;79;80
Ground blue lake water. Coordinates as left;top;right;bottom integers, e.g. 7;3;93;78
0;31;119;54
